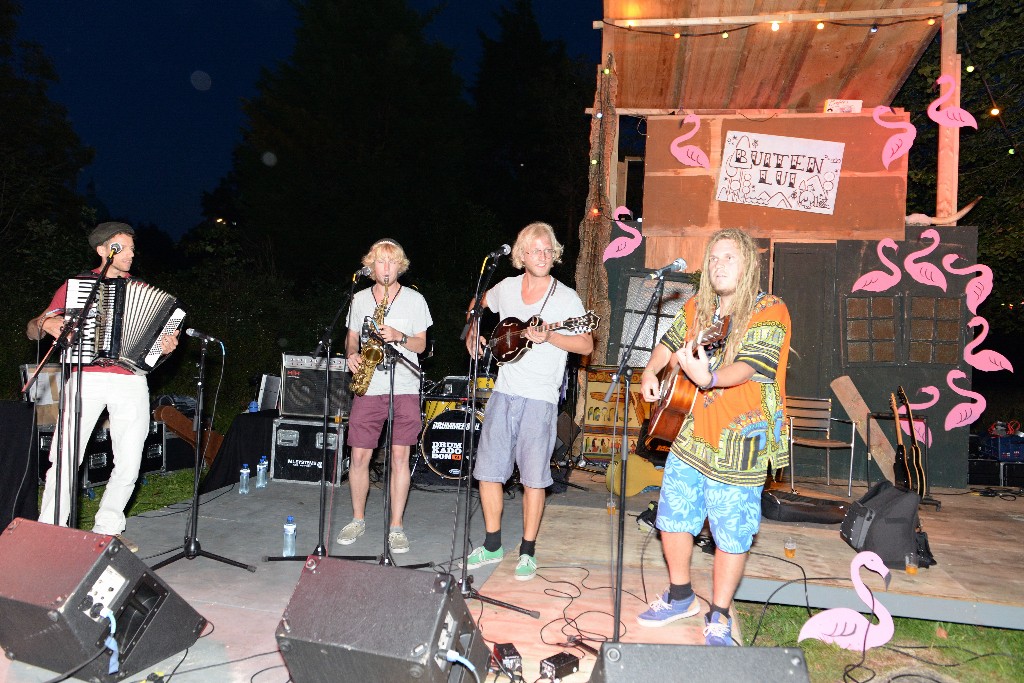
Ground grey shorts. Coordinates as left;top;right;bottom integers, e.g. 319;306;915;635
473;392;556;489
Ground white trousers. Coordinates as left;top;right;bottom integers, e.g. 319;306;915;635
38;372;150;535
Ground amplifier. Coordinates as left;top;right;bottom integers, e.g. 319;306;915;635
272;417;346;484
280;353;351;418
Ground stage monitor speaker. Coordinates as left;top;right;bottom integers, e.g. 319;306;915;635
0;519;206;682
280;353;351;418
589;642;809;682
277;558;487;683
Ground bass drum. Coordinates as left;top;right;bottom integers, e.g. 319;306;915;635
420;407;483;479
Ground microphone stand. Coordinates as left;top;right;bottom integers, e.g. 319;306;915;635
265;275;360;563
603;274;667;641
457;255;540;619
28;250;119;530
153;338;255;572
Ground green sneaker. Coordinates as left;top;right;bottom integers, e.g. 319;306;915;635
466;545;504;570
514;554;537;581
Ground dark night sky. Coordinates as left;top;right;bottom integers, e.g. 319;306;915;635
17;1;601;239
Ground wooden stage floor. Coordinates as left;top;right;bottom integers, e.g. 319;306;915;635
1;468;1020;682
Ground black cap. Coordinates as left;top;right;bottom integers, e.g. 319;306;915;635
88;222;135;249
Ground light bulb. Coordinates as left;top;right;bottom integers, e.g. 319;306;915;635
816;22;824;30
990;107;1000;116
966;65;975;73
771;21;780;31
722;31;729;39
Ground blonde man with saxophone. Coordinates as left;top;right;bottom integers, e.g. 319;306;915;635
337;239;432;553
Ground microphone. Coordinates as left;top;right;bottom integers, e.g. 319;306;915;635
353;266;371;281
647;258;687;279
488;244;511;259
186;328;220;343
109;243;123;255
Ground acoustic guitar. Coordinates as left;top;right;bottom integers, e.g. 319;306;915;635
896;385;927;498
888;393;912;492
153;405;223;469
644;316;731;446
487;311;600;365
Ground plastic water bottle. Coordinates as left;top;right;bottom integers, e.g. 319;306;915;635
283;515;297;557
256;456;269;488
239;464;250;494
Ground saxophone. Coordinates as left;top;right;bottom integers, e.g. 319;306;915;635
351;278;389;396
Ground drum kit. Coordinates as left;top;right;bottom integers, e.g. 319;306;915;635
418;374;495;480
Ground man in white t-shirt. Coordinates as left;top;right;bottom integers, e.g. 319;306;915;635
465;222;593;580
337;239;432;554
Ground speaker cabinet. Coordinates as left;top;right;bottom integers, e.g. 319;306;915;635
277;558;487;683
281;354;351;418
0;519;206;681
589;642;809;682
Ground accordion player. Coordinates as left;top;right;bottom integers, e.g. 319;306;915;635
60;276;187;374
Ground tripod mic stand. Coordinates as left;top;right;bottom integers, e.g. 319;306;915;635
153;339;255;573
456;255;539;619
603;275;667;641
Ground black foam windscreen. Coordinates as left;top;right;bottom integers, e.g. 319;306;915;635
589;642;809;682
277;558;487;683
0;519;206;682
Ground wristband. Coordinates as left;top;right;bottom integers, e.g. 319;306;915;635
701;372;717;391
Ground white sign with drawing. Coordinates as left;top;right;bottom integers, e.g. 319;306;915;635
715;131;845;215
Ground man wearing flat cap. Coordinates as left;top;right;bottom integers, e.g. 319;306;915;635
27;222;179;551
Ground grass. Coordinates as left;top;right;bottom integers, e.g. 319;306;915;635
734;601;1023;682
60;471;1023;682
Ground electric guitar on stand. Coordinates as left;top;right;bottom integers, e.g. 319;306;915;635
644;316;731;447
888;393;913;492
487;311;600;365
897;385;927;498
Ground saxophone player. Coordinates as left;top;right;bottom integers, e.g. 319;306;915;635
338;238;432;553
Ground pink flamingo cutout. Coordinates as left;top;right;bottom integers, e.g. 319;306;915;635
945;369;986;430
852;238;901;293
798;551;893;652
903;229;947;291
942;254;992;314
669;114;710;169
602;206;643;262
928;74;978;129
872;106;916;170
964;316;1014;373
897;386;939;447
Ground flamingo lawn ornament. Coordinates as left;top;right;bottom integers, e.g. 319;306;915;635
945;369;986;430
669;114;710;169
942;254;993;314
798;551;893;651
872;106;916;170
852;238;901;293
964;316;1014;373
602;206;643;262
928;74;978;129
903;229;947;291
897;386;939;447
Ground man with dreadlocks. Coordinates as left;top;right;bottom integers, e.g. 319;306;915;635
635;228;791;646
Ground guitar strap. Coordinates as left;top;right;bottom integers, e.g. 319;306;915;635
536;277;557;319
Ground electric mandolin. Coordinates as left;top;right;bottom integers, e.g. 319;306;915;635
487;311;600;365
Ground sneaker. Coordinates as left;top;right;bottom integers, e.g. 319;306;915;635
465;545;504;570
388;529;410;554
636;590;699;627
114;534;139;553
514;554;537;581
703;611;736;646
336;519;365;545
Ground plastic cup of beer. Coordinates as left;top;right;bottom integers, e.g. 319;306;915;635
905;551;919;574
784;536;797;558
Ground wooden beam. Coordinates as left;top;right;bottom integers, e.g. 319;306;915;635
593;5;966;29
936;3;961;223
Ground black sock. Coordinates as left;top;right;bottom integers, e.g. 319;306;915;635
484;530;502;552
519;539;536;557
709;604;730;620
668;582;693;602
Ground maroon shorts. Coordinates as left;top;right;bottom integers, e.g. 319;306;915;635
347;393;422;448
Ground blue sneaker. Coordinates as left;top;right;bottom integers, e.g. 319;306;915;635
636;590;699;627
703;611;736;646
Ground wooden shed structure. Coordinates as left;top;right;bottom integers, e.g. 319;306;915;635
575;1;982;488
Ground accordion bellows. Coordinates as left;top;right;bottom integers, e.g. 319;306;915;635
62;277;186;374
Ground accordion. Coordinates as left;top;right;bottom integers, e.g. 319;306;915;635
61;277;187;374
